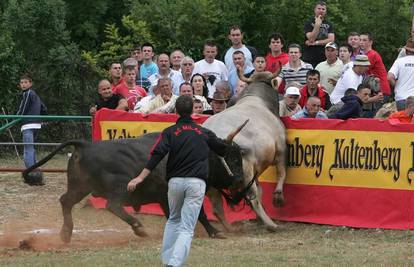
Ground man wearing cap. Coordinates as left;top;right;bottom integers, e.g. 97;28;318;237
203;91;227;115
303;1;335;68
292;96;328;119
315;42;343;94
330;55;370;104
279;86;302;117
360;32;391;99
388;39;414;110
299;69;332;111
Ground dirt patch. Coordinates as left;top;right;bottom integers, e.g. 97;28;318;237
0;154;220;252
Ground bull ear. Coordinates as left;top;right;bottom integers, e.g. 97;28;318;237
225;119;249;143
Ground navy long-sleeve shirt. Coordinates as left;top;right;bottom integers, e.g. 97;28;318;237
16;88;47;124
145;116;228;181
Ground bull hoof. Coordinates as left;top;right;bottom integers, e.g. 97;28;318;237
272;191;285;207
132;226;149;237
60;228;72;243
266;224;279;232
210;232;227;239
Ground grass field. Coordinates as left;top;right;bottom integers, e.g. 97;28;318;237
1;154;414;266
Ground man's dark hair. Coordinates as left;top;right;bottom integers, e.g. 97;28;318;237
20;74;32;82
233;50;245;57
288;43;302;53
344;88;357;96
229;25;242;33
132;44;141;51
360;32;373;41
340;43;353;54
253;55;266;61
306;69;320;79
204;41;217;48
315;1;327;7
268;32;285;46
179;82;192;92
348;32;359;38
141;42;154;51
193;98;202;104
357;84;370;92
176;95;194;116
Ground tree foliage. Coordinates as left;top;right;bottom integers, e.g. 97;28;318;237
0;0;413;144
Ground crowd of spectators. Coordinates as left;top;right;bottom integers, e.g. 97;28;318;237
89;1;414;124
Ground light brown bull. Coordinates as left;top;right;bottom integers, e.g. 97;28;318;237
203;71;286;232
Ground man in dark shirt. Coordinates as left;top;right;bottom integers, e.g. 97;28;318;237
127;95;229;267
335;84;371;119
303;1;335;68
90;79;128;115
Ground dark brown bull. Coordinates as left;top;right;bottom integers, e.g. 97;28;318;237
23;125;246;243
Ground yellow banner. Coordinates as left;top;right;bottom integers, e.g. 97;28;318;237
100;121;414;190
101;121;173;140
285;129;414;190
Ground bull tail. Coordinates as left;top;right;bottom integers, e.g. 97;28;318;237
22;140;88;177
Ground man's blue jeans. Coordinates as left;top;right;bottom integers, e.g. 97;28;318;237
22;129;37;168
161;177;206;267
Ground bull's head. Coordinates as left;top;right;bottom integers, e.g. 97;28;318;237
237;66;280;90
209;120;249;205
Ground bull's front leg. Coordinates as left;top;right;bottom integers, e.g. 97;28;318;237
106;196;148;237
198;203;226;239
207;188;233;233
273;146;287;207
248;182;279;232
59;189;91;243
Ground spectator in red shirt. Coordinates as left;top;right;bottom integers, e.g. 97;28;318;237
265;33;289;73
299;69;332;110
360;32;391;99
388;96;414;123
109;62;123;89
113;65;147;111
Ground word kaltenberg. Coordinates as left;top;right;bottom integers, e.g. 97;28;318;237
288;137;402;181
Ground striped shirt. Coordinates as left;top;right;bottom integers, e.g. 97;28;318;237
278;60;313;86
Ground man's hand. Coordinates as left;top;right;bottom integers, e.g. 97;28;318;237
89;105;97;116
315;15;322;26
127;176;144;192
127;168;151;192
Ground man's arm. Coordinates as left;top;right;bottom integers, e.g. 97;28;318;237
116;98;129;111
206;130;228;157
127;132;170;191
335;103;359;120
305;16;322;43
387;73;397;88
16;91;29;115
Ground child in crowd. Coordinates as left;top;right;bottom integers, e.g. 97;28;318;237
16;74;47;185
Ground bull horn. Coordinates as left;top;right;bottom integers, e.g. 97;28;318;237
270;70;280;89
225;119;249;143
237;66;253;83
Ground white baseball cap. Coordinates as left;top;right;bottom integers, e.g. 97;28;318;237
284;86;301;96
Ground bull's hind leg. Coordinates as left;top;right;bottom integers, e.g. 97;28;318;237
59;189;91;243
106;196;148;237
273;146;287;207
